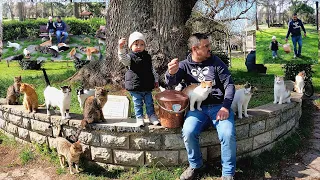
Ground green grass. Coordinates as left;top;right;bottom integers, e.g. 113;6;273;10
19;148;34;165
256;24;318;64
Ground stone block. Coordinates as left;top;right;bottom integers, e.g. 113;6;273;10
249;120;266;136
271;122;287;140
116;126;145;133
91;146;112;163
130;135;162;150
21;110;35;119
22;118;31;129
164;134;184;149
146;151;179;166
236;124;249;140
100;133;129;149
48;137;57;149
2;110;10;120
17;127;29;141
68;119;82;128
29;131;48;145
199;131;220;146
286;117;296;131
34;112;51;122
0;118;6;130
81;143;91;160
6;123;18;135
0;109;3;118
113;150;144;166
78;131;100;146
253;131;272;149
8;114;22;126
31;120;53;136
207;145;221;160
179;148;207;165
266;116;281;130
237;138;253;154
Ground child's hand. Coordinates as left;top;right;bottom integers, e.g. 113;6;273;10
154;82;159;88
118;38;126;49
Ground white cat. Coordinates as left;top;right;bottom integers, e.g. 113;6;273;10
7;41;21;50
231;82;256;119
42;69;72;119
182;81;213;111
274;76;291;104
76;88;95;110
23;48;30;58
295;71;305;93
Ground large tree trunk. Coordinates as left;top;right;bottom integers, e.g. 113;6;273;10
74;3;80;18
70;0;197;88
18;2;23;21
51;3;54;17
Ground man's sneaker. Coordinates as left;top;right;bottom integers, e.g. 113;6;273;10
136;117;145;127
149;114;160;125
297;54;301;57
180;166;200;180
222;176;234;180
294;54;296;58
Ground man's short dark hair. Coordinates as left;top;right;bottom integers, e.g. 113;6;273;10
188;33;209;50
57;16;61;19
293;13;297;16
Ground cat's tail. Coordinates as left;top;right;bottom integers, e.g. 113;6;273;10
42;68;51;86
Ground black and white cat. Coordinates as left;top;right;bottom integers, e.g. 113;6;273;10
231;82;256;119
42;69;72;119
274;76;291;104
76;88;95;110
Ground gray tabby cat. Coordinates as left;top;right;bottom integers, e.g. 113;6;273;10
6;76;22;105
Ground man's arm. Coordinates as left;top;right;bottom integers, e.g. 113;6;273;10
286;21;291;39
300;20;306;34
165;60;184;86
63;22;67;32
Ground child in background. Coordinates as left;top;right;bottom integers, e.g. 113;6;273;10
269;36;281;59
118;31;160;127
46;16;55;39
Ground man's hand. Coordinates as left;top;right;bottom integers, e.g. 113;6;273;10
216;107;229;121
118;38;126;49
168;58;179;75
285;38;288;43
304;33;307;37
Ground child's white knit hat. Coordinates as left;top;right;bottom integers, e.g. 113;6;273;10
272;36;276;40
128;31;146;48
49;16;52;20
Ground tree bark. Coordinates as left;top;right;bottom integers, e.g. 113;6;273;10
51;3;54;17
74;3;80;18
69;0;197;88
18;2;23;21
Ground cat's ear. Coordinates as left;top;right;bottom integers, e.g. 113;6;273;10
200;81;206;88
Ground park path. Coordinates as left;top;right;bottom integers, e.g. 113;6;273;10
281;96;320;179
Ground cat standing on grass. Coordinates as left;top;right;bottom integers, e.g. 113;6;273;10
182;81;213;111
6;76;22;105
42;68;72;119
295;71;305;93
20;83;39;113
56;137;83;174
274;76;291;104
80;87;108;129
231;82;256;119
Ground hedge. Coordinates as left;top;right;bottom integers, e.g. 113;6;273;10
2;17;106;41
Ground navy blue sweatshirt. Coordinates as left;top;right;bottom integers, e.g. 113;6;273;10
165;54;235;109
286;19;306;38
55;21;67;32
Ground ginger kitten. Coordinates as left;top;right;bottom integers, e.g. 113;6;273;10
20;83;39;113
182;81;213;111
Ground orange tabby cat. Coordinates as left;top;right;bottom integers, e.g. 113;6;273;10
69;48;76;57
20;83;39;113
86;47;99;60
182;81;213;111
40;36;52;47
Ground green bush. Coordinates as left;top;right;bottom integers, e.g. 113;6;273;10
282;63;313;81
2;17;106;40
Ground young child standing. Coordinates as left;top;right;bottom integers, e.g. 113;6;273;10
46;16;55;39
118;31;160;127
269;36;281;59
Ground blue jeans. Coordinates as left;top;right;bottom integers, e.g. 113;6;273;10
182;105;236;176
272;50;278;57
129;91;155;118
291;35;302;55
56;30;68;44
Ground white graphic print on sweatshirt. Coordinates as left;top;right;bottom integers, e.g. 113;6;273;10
191;67;209;82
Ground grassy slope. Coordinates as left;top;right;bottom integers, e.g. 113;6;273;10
256;24;318;64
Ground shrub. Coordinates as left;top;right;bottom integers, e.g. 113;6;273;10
282;63;313;81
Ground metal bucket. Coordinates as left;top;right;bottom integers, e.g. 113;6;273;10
155;90;189;128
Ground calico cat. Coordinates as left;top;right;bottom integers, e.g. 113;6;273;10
20;83;39;113
77;88;95;110
274;76;291;104
182;81;213;111
42;69;72;119
6;76;22;105
58;43;70;52
47;46;59;58
231;82;256;119
56;137;83;174
7;41;21;50
295;71;305;93
80;87;108;129
86;47;99;60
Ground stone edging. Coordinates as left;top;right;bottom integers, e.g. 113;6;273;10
0;93;303;168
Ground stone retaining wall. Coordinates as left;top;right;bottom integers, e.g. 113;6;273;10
0;93;303;169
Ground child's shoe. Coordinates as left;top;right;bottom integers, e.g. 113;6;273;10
149;114;160;125
136;117;145;127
